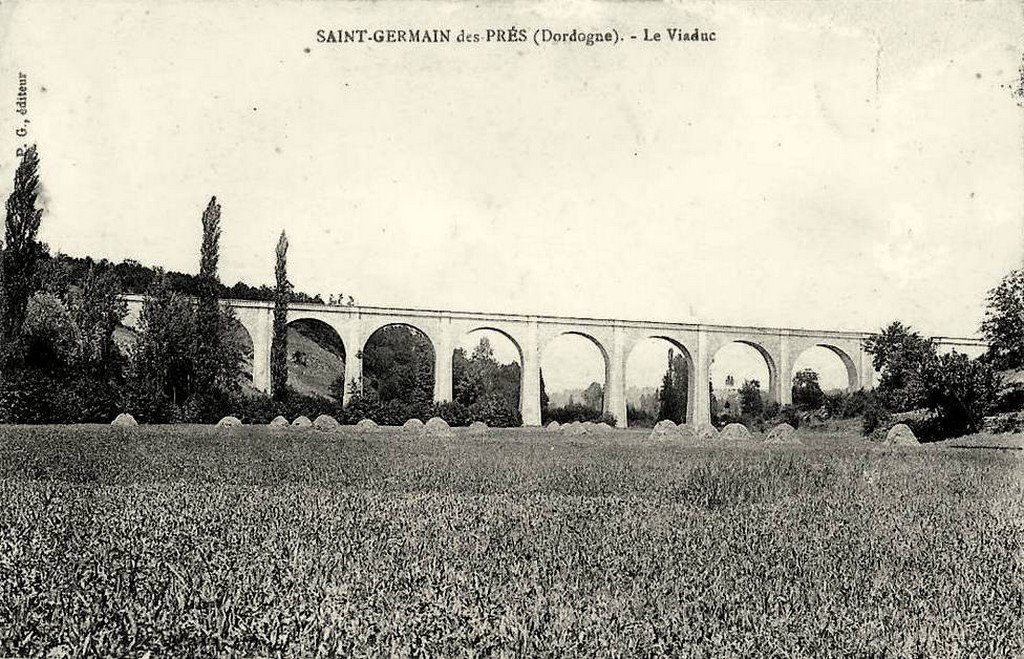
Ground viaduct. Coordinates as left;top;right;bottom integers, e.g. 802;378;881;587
122;295;988;428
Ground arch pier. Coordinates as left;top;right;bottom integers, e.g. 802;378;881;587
121;295;984;428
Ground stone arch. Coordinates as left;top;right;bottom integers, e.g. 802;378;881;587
624;335;696;425
454;326;525;414
541;330;611;414
462;326;525;364
709;339;779;412
225;314;256;386
802;343;858;392
361;322;437;405
284;317;347;398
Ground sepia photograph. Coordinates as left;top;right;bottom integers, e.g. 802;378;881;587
0;0;1022;655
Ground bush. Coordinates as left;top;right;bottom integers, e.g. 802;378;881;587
994;382;1024;414
0;370;121;424
340;394;430;427
544;403;607;425
627;405;657;428
861;396;893;436
432;401;472;427
823;389;871;419
770;404;802;430
467;397;522;427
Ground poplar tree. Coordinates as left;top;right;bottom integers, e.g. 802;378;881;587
271;230;290;399
191;196;241;405
1;146;44;359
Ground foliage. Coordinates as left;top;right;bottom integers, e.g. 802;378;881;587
862;322;1002;439
0;426;1022;657
193;197;237;399
467;396;522;428
657;348;688;423
67;268;128;375
22;292;83;370
362;325;434;408
980;268;1024;371
271;230;290;399
861;392;894;436
33;251;329;305
126;274;243;423
1;146;45;361
431;401;473;427
863;322;938;411
767;404;802;430
543;403;616;426
452;337;521;414
738;379;764;418
627;403;657;428
823;388;871;419
791;369;825;411
923;351;1001;436
0;370;121;424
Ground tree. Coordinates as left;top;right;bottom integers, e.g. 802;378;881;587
738;379;764;417
361;325;434;409
863;321;938;411
22;292;82;371
925;351;1001;436
658;348;689;423
791;368;825;411
129;274;200;415
192;196;242;400
271;230;290;399
67;267;127;376
981;268;1024;371
1;145;44;359
582;381;603;411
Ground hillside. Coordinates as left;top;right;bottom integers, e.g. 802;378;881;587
114;320;345;399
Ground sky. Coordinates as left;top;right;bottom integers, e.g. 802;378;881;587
1;1;1021;393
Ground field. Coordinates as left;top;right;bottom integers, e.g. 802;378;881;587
0;425;1022;657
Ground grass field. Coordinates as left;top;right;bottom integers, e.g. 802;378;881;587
0;425;1022;657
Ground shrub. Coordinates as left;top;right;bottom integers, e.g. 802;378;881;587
627;404;657;428
772;404;802;430
823;389;871;419
544;403;606;425
468;397;522;427
432;401;472;427
862;396;893;436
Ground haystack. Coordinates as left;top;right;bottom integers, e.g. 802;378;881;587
594;422;614;432
676;424;699;444
546;421;561;432
111;413;137;427
269;415;289;427
563;421;587;436
291;416;312;427
885;423;919;446
402;418;425;434
354;418;378;432
764;423;801;445
313;414;340;430
694;423;719;442
467;421;489;436
423;416;455;439
648;420;680;440
217;416;242;427
582;421;596;432
719;423;751;441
